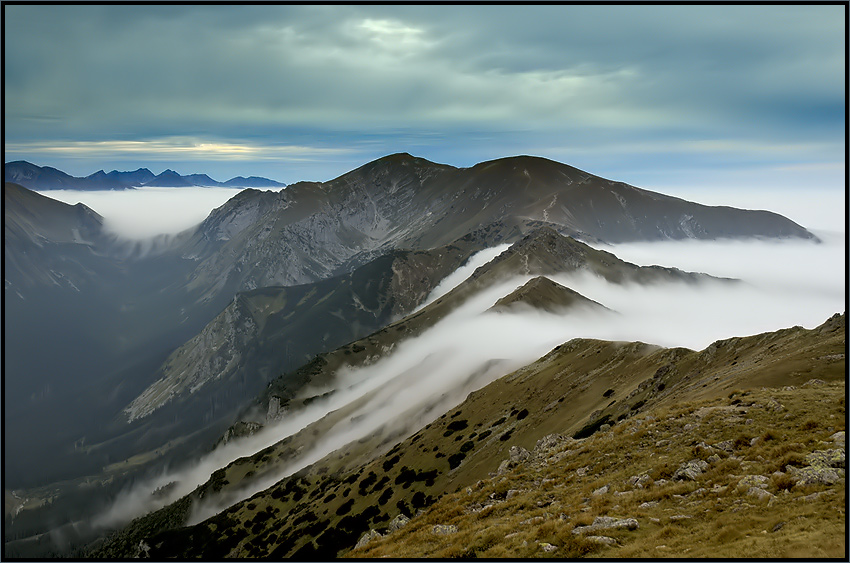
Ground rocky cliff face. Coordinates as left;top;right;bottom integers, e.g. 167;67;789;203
175;153;816;304
3;154;824;557
123;235;495;423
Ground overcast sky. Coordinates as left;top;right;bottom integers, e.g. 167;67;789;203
3;4;846;191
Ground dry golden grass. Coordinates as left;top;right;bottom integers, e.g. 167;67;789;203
351;381;845;559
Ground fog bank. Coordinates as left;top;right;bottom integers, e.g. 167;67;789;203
38;187;264;239
96;224;845;529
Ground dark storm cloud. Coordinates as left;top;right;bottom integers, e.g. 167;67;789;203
3;5;845;182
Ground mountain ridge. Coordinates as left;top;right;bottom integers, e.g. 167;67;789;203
3;160;286;190
3;152;831;558
85;313;845;559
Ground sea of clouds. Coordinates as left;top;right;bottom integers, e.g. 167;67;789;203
76;183;843;529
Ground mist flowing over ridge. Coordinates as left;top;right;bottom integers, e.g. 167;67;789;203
3;152;841;559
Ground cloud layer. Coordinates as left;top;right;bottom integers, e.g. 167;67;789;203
5;5;845;184
40;187;260;239
95;219;845;528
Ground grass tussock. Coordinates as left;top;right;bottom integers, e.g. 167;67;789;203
351;381;845;559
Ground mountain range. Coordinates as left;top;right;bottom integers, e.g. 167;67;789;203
2;153;838;559
3;160;286;190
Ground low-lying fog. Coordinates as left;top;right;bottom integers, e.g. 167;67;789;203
38;187;273;239
94;190;845;529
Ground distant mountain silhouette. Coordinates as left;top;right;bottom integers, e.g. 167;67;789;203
3;160;286;190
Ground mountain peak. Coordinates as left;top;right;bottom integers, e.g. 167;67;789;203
490;276;610;314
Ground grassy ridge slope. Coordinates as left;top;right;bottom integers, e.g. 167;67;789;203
91;313;844;558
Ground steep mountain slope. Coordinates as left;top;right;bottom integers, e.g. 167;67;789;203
4;182;114;291
122;234;499;425
88;313;844;559
3;153;825;558
174;153;815;300
244;226;727;427
355;383;845;558
4;162;86;190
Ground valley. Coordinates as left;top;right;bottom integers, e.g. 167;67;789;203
3;153;844;559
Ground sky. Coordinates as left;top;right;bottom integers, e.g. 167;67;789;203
4;4;846;194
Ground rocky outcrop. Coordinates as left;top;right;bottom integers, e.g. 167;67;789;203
388;514;410;533
788;447;846;486
672;459;709;481
572;517;639;535
355;529;382;549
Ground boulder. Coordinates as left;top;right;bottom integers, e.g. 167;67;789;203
714;440;735;453
509;445;530;463
534;433;571;454
572;516;639;535
672;459;709;481
789;466;844;486
539;542;558;552
747;487;775;502
355;529;382;549
496;459;516;476
805;449;845;469
388;514;410;533
737;475;770;491
432;524;458;535
628;473;652;489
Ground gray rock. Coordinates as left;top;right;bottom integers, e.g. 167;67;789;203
789;466;844;486
135;540;151;559
737;474;770;491
534;433;571;454
672;459;709;481
509;445;531;463
355;529;382;549
714;440;735;453
388;514;410;533
805;448;845;469
432;524;458;535
830;431;846;445
766;398;785;412
592;485;610;496
521;516;546;526
638;501;659;509
628;473;652;489
539;542;558;552
747;487;775;502
496;459;516;476
572;516;639;535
